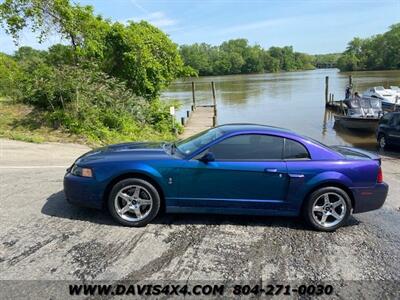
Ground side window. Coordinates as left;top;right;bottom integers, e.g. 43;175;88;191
284;139;310;159
389;115;399;126
209;134;284;160
393;115;400;126
380;114;391;125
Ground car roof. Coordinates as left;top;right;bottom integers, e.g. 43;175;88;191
202;123;341;160
217;123;297;136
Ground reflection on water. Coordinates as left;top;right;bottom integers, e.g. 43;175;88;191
162;69;400;149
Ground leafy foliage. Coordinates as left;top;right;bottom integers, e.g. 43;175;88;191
313;53;341;68
337;23;400;71
102;21;191;100
0;0;184;144
0;0;190;99
0;0;110;58
6;60;178;143
0;52;22;100
180;39;315;76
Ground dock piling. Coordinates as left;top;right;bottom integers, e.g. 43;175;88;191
211;81;217;125
191;82;196;109
325;76;329;106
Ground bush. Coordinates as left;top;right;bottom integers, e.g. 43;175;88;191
0;53;22;100
11;62;179;144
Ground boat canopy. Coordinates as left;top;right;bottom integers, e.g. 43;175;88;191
347;97;382;118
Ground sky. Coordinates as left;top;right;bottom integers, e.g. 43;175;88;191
0;0;399;55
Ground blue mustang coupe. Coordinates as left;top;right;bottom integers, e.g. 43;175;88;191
64;124;388;231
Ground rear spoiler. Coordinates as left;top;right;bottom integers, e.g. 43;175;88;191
330;146;381;165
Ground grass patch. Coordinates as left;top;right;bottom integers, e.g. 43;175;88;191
0;101;177;146
0;101;86;144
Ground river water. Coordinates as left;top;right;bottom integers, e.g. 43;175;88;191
162;69;400;149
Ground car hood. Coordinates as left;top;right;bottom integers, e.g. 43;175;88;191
75;142;172;165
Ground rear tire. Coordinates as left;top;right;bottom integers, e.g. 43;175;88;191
108;178;160;227
303;187;351;232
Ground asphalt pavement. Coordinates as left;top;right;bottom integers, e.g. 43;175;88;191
0;138;399;298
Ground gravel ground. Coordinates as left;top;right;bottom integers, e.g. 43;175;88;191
0;139;399;298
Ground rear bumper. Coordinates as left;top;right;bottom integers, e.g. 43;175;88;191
351;182;389;213
63;173;104;209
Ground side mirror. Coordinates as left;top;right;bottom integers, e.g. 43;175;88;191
199;152;215;163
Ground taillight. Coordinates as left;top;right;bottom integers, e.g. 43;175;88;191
377;167;383;183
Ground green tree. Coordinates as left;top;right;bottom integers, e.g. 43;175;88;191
337;53;361;71
102;21;187;99
228;51;245;74
0;52;22;99
0;0;110;60
46;44;75;66
180;43;213;75
381;24;400;69
242;45;264;73
337;23;400;71
13;46;47;61
262;52;280;72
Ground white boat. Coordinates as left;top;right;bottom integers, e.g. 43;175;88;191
390;86;400;97
362;86;399;109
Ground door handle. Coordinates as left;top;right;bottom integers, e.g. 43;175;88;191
265;168;278;173
288;173;304;178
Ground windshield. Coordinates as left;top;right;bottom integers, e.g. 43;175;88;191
369;98;381;108
176;127;225;155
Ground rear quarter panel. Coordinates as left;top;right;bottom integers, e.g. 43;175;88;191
286;159;379;212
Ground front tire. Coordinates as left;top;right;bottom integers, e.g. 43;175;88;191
108;178;160;227
303;187;351;232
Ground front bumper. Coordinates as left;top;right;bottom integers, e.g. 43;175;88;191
63;173;104;209
351;182;389;213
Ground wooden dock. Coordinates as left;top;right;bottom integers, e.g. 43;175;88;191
179;106;215;138
179;81;217;139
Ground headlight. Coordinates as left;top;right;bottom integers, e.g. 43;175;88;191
70;165;93;177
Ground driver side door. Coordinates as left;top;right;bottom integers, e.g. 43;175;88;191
176;134;290;212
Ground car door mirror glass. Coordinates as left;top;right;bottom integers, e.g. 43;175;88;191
199;152;215;163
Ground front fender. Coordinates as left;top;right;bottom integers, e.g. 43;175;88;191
94;162;168;198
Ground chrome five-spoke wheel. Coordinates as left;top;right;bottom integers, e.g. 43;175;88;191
114;185;153;221
108;178;161;227
304;186;351;231
311;192;346;228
